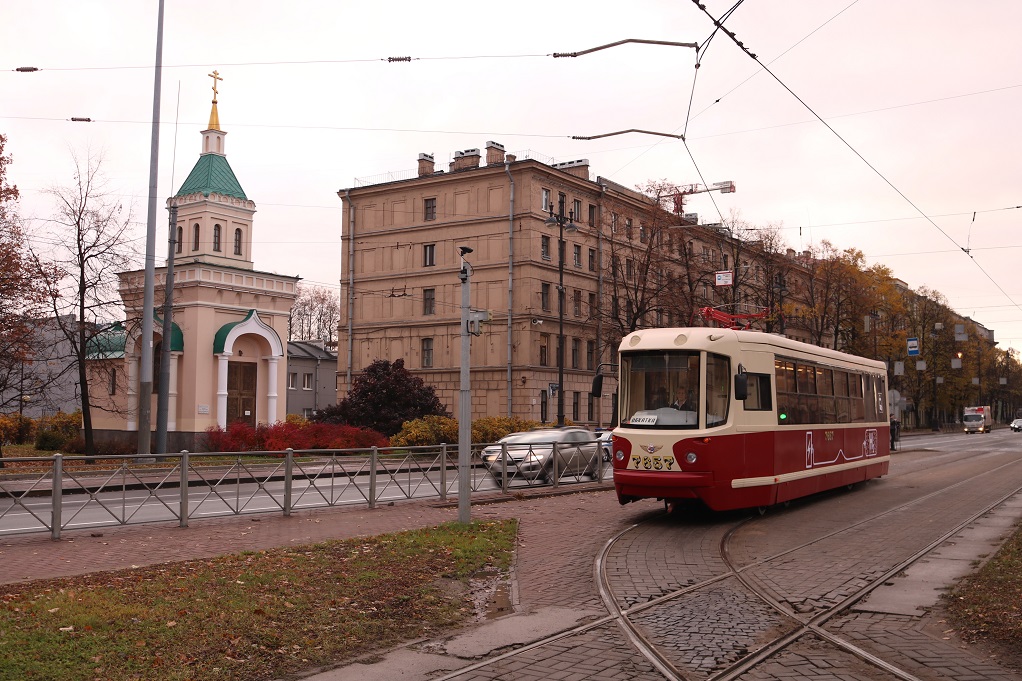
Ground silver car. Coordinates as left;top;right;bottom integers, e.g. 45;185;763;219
481;428;600;482
1011;418;1022;432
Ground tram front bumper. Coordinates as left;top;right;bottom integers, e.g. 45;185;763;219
613;469;714;503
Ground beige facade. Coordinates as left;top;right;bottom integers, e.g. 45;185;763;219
88;98;297;451
339;145;702;427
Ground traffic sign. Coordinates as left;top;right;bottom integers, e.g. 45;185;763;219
907;337;919;356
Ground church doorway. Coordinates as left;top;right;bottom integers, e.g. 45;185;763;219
227;362;257;428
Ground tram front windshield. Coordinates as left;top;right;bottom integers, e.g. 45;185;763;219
620;350;731;429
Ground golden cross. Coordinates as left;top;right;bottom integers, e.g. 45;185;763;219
208;70;223;101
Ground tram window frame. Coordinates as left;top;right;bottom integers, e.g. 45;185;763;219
742;373;773;411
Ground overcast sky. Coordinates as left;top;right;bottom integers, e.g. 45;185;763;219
4;1;1021;352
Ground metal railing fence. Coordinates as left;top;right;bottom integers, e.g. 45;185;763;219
0;439;608;539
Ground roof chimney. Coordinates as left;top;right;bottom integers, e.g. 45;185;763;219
453;148;481;171
485;141;505;166
552;159;590;180
417;153;435;177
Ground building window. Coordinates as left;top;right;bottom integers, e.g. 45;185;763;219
288;372;298;390
234;228;242;255
540;390;548;423
639;223;647;243
588;204;596;227
175;226;183;254
303;373;313;390
626;259;634;279
213;224;222;251
539;334;549;366
722;253;729;269
558;192;566;215
303;408;314;419
586;340;595;370
587;394;594;421
541;235;551;260
542;188;551;212
572;391;580;421
571;338;580;369
541;283;551;311
612;256;620;278
573;289;582;317
588;292;597;317
424;197;437;221
423;243;435;267
573;244;582;267
423;288;435;315
611;213;618;233
192;224;200;251
108;368;117;395
422;338;434;368
572;199;582;221
588;248;596;272
625;218;633;239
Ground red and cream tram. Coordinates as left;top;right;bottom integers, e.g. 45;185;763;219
610;327;890;511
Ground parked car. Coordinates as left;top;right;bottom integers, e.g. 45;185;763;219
595;429;614;462
1011;418;1022;432
481;427;600;482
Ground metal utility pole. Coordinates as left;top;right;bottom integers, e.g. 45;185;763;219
457;246;473;523
138;0;166;456
155;204;177;454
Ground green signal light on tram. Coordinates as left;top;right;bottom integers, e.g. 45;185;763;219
779;412;788;421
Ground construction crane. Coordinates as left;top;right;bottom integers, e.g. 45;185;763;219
671;181;736;217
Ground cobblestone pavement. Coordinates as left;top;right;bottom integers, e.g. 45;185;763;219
448;623;664;681
631;577;794;676
828;612;1022;681
740;634;901;680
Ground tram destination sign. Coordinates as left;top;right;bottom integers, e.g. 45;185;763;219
907;337;920;356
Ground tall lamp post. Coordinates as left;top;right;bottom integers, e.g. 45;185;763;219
545;198;578;427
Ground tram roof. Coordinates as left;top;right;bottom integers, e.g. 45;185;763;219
618;327;887;373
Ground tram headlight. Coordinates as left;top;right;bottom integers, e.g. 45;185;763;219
685;452;697;464
614;450;625;462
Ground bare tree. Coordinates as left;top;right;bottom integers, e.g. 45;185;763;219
289;284;340;347
0;135;61;461
29;151;138;455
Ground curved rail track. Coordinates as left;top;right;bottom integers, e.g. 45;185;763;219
435;448;1022;681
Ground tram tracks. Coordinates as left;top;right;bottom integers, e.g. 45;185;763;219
599;458;1022;680
433;456;1022;680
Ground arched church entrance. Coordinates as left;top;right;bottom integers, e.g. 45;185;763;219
226;361;258;427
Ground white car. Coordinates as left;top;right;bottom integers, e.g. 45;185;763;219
1011;418;1022;432
595;430;614;461
480;428;600;482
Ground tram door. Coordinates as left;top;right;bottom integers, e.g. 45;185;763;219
227;362;257;428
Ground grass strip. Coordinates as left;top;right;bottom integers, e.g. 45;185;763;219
0;518;517;681
944;522;1022;653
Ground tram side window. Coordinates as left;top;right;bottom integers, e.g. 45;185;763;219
705;353;731;426
816;367;836;424
864;374;877;422
775;359;796;424
875;376;888;420
850;374;865;422
833;370;850;423
743;373;773;411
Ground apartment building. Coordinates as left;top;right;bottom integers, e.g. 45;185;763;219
337;143;749;427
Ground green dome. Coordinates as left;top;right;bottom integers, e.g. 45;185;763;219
175;153;247;200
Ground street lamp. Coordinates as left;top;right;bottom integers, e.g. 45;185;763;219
545;198;578;427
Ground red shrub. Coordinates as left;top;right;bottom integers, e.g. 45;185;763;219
201;421;387;453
